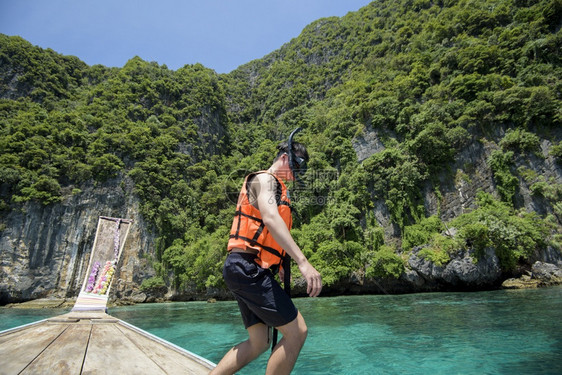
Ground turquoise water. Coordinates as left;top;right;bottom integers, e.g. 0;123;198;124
2;287;561;374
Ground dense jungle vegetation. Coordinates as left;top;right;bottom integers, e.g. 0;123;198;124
1;0;561;293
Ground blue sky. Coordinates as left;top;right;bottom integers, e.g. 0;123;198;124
0;0;373;74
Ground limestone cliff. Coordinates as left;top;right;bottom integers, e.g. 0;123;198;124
348;124;562;294
0;176;157;304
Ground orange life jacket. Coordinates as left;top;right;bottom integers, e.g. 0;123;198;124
228;171;292;271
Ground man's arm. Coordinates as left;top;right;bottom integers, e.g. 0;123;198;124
252;173;322;297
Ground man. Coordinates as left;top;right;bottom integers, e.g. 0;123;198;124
211;132;322;375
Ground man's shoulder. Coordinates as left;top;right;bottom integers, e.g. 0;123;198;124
254;171;276;181
249;172;278;193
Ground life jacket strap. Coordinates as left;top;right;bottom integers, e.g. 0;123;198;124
251;222;265;246
228;234;284;259
232;209;263;239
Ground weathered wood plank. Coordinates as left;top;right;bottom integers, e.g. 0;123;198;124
115;323;212;375
0;323;67;375
1;314;214;374
20;324;92;375
81;324;167;375
51;311;112;321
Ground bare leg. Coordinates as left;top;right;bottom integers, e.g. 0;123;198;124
266;311;308;375
210;323;270;375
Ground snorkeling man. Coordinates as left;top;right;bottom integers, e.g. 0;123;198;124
210;129;322;375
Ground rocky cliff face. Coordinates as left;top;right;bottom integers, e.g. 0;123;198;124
348;124;562;293
2;124;561;304
0;176;157;304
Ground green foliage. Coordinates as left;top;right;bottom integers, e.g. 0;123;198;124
488;150;518;204
417;233;456;266
13;175;62;205
363;147;427;228
530;178;562;200
366;245;405;279
407;122;456;168
528;176;562;222
89;153;124;181
363;224;385;253
291;213;335;258
309;239;363;286
0;34;87;102
402;215;444;251
161;227;229;290
452;192;550;270
140;276;166;291
458;222;492;255
499;128;541;155
551;142;562;162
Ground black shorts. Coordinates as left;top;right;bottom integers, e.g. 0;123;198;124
223;252;298;329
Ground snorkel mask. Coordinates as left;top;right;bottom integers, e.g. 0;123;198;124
287;127;307;185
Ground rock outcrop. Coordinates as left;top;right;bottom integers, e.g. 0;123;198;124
406;247;503;290
502;261;562;289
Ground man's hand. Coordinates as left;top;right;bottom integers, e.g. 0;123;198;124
297;260;322;297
